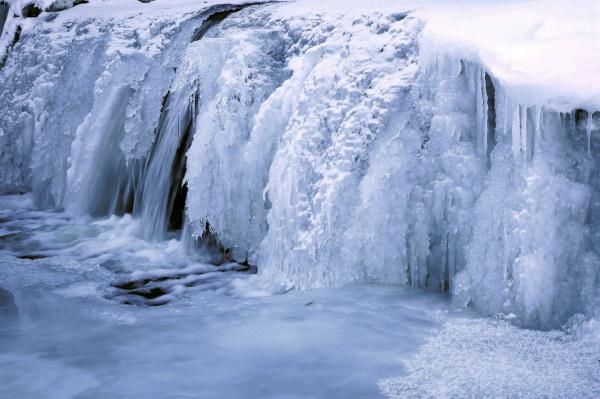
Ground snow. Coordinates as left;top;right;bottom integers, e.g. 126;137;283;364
417;0;600;112
274;0;600;112
3;0;598;109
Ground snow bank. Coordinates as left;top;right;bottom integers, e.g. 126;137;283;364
417;0;600;112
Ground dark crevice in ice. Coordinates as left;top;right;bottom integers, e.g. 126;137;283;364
485;72;497;166
191;3;264;42
16;254;47;260
575;108;588;124
0;24;21;69
11;24;20;45
165;92;197;232
46;0;89;12
21;4;41;18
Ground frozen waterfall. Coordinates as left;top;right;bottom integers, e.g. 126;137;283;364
0;0;598;330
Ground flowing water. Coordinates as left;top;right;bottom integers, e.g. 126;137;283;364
1;194;599;398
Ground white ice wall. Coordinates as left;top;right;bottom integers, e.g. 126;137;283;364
0;0;598;329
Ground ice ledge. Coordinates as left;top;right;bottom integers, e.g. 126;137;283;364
279;0;600;112
3;0;599;114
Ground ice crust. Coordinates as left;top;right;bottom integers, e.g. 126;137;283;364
0;0;599;329
379;317;600;399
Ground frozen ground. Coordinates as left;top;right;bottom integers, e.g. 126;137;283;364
0;194;599;398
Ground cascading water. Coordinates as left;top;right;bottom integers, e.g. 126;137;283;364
136;84;198;240
62;3;271;246
0;2;8;37
0;0;598;331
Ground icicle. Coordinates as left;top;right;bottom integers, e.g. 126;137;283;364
502;92;509;138
443;194;451;292
455;58;462;78
465;63;475;94
410;239;418;288
502;220;509;282
539;107;544;143
481;69;488;157
534;106;542;157
474;67;484;155
587;112;592;155
190;91;197;134
441;234;447;292
447;229;455;294
520;105;528;163
511;104;521;159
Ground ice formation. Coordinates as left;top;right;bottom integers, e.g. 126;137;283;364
379;317;600;398
0;0;598;329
